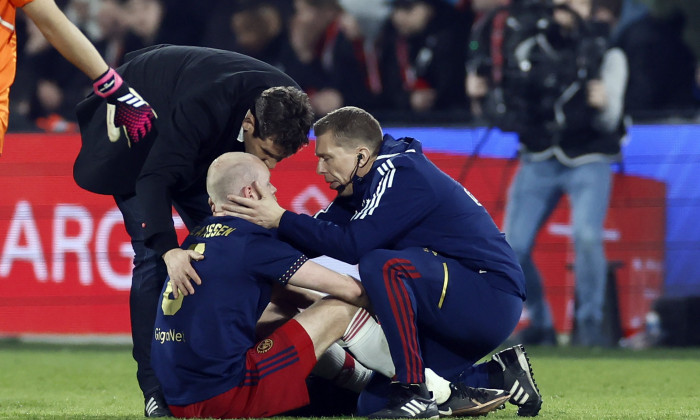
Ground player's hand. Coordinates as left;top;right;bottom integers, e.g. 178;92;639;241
220;181;286;229
93;67;156;144
163;248;204;299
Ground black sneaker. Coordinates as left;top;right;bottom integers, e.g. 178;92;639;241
437;383;510;417
144;392;173;417
368;383;439;419
491;345;542;417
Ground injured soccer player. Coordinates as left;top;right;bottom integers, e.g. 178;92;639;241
151;152;398;418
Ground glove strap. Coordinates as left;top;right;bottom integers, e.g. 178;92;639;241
93;67;123;98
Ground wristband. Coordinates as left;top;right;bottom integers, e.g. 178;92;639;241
93;68;123;98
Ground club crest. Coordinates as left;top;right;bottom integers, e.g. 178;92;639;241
256;339;274;353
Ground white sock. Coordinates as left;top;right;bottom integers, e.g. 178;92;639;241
425;368;452;404
312;342;372;393
339;308;396;379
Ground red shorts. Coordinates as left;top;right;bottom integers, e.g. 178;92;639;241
169;319;317;418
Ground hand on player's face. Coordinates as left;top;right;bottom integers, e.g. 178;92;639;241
221;180;284;229
315;132;358;194
251;166;278;201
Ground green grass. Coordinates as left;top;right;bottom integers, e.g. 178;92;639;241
1;341;699;419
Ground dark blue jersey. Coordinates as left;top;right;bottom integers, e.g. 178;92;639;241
151;215;308;405
279;135;525;298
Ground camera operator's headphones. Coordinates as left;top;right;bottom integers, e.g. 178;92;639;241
468;0;607;131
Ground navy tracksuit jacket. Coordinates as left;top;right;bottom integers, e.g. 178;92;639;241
279;135;526;384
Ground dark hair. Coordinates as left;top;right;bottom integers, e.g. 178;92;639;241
252;86;314;157
313;106;383;156
593;0;623;19
298;0;342;11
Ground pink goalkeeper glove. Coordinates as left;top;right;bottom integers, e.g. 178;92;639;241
93;68;156;143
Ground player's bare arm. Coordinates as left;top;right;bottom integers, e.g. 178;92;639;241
289;261;369;308
272;283;325;309
163;248;204;299
221;180;286;229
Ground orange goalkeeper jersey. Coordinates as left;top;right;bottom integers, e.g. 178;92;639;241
1;0;34;92
1;0;34;153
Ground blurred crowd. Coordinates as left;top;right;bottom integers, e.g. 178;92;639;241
8;0;700;133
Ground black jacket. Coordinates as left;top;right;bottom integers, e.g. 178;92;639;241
378;3;467;111
74;45;300;255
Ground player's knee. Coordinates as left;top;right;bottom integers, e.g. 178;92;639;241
358;249;410;298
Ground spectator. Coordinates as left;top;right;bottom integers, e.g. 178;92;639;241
92;0;167;67
123;0;164;50
63;0;101;40
376;0;468;114
92;0;130;68
464;0;510;118
282;0;374;116
338;0;391;108
339;0;390;42
22;16;84;130
609;0;649;42
599;2;697;117
153;0;216;46
467;0;629;347
204;0;295;70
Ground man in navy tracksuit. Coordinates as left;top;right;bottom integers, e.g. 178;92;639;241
225;106;543;418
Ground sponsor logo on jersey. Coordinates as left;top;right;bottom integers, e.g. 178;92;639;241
154;328;185;344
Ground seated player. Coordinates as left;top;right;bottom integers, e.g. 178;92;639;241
151;152;396;418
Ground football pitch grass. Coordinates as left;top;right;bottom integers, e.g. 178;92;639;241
1;340;699;419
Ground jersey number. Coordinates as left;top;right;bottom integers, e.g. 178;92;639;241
161;282;184;315
160;243;205;315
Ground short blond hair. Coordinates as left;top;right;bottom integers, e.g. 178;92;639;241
206;152;267;207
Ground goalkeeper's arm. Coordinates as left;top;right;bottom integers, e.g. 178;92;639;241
22;0;155;142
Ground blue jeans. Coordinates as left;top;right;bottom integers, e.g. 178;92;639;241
503;158;612;337
114;189;210;396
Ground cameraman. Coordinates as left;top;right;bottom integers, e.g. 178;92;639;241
466;0;628;347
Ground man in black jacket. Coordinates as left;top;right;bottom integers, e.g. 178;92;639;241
466;0;628;348
73;44;314;417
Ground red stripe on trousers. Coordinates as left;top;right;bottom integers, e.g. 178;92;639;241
383;258;423;383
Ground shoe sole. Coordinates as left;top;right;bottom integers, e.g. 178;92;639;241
511;345;542;417
493;345;542;417
439;393;511;417
517;399;543;417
